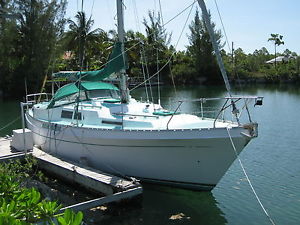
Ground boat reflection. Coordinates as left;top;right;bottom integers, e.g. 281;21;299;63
97;183;227;225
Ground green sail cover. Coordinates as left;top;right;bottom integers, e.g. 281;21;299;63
52;42;127;81
47;81;119;108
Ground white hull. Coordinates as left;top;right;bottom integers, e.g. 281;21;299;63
26;112;251;190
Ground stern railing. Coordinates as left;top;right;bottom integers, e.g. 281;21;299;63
26;93;52;104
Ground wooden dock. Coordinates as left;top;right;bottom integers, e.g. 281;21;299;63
32;147;140;195
0;135;142;211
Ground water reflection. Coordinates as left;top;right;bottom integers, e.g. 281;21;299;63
99;184;227;225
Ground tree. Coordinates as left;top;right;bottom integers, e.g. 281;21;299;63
187;9;223;84
0;0;67;97
170;50;195;84
268;33;284;69
142;10;172;82
125;30;147;78
64;11;102;70
0;0;20;97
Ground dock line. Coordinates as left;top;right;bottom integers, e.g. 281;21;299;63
0;116;20;132
226;127;276;225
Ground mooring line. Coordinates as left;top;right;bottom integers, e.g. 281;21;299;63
0;116;21;132
226;127;276;225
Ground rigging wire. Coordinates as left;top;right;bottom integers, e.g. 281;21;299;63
142;47;154;103
213;0;231;53
158;0;177;96
76;1;197;84
156;0;165;106
132;0;149;102
226;128;276;225
158;0;164;25
139;49;149;101
132;0;154;103
90;0;95;17
213;0;252;118
130;1;196;91
76;0;86;126
156;47;161;106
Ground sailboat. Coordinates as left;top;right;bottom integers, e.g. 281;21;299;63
25;0;262;190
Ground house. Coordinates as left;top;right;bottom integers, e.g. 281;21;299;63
266;55;296;64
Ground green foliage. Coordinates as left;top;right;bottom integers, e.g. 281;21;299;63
63;11;105;70
57;209;83;225
222;44;299;83
0;0;67;98
0;159;84;224
125;30;145;78
268;33;284;47
170;51;196;84
142;10;172;82
1;4;299;99
187;9;223;84
268;33;284;69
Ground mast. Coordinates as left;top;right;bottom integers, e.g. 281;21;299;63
116;0;129;103
196;0;232;97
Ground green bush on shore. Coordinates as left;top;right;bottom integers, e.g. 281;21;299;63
0;157;83;225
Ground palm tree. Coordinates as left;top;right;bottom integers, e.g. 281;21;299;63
268;33;284;68
142;11;172;81
64;11;102;69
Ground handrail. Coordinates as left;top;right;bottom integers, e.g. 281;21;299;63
176;96;263;103
166;101;183;130
112;113;159;118
165;96;263;129
26;93;52;104
213;98;241;128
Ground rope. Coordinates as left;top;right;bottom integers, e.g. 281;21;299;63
226;127;276;225
0;116;21;132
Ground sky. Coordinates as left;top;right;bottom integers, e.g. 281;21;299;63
66;0;300;54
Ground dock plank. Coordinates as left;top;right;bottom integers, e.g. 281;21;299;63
59;187;143;212
1;136;142;204
33;147;141;195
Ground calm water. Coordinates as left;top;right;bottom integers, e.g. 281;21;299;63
1;84;300;225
